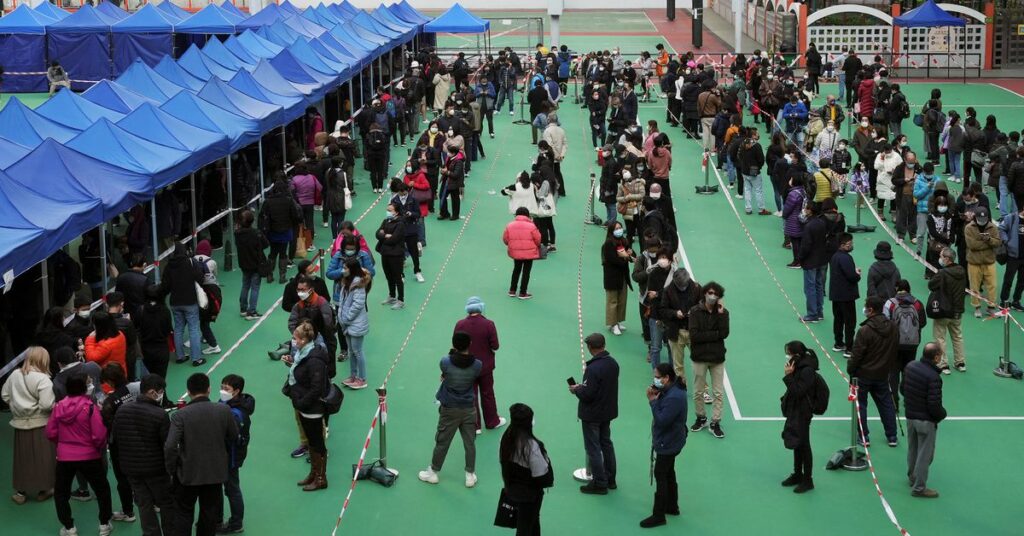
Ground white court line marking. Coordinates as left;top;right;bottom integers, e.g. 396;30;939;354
640;11;677;55
988;82;1024;100
739;416;1024;422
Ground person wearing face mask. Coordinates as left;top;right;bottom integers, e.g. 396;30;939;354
403;161;432;245
891;152;920;242
736;134;770;215
687;281;729;438
639;363;687;529
588;90;608;147
431;65;451;112
657;268;702;381
780;341;820;494
848;296;899;448
376;203;408;309
617;168;647;243
798;202;829;323
83;312;127;385
112;373;175;535
502;207;542;299
964;207;999;318
498;403;553;534
527;80;549;145
414;126;446;212
856;68;876;121
912;163;944;256
280;323;330;490
782;95;808;146
2;347;57;507
928;248;967;375
439;145;466;221
814;120;841;163
389;179;425;283
66;296;95;341
758;71;783;134
602;222;636;336
852;117;880;199
495;60;518;116
214;374;253;534
829;234;861;356
97;364;136;525
287;274;337;371
874;143;903;217
598;149;622;225
365;123;391;194
782;174;807;267
945;114;966;184
282;260;331;315
542;113;568;197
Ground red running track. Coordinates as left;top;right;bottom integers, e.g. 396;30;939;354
644;9;733;54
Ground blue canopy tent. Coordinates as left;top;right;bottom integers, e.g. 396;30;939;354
235;29;285;59
67;118;195;190
33;2;70;21
347;17;396;53
175;4;241;39
7;139;154;221
269;49;333;100
81;79;158;114
111;4;178;75
95;2;129;22
424;4;489;54
328;27;374;65
332;23;385;60
374;6;418;38
281;14;327;40
0;138;31;169
35;88;126;130
46;5;119;90
0;98;80;147
312;5;342;25
197;76;285;133
258;24;298;47
252;58;319;97
311;33;364;70
154;55;206;92
393;1;432;25
223;35;261;64
154;0;191;22
0;5;52;92
237;3;283;30
288;38;348;80
336;1;361;19
352;11;401;46
278;0;301;16
892;0;968;82
178;44;236;81
203;35;255;70
300;7;335;29
118;103;231;172
229;69;306;122
160;91;261;152
218;1;248;20
115;59;188;101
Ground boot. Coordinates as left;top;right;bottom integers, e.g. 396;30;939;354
296;458;315;487
794;476;814;494
303;451;328;491
781;473;801;487
268;342;289;361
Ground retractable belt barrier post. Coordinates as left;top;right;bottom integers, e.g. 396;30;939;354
695;150;718;195
835;379;868;471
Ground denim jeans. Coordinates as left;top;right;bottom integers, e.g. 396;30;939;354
223;466;243;528
802;266;826;319
950;151;962;180
743;174;765;212
171;304;202;362
725;156;736;186
999;176;1015;219
604;203;617;227
837;73;846;102
346;334;366;380
581;420;616;488
855;377;899;443
416;219;427;247
648;317;667;368
239;271;261;315
495;86;516;113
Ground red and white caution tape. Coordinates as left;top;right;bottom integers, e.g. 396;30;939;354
330;402;382;536
853;395;913;536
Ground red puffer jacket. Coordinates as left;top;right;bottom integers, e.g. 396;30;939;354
857;78;876;122
502;216;542;260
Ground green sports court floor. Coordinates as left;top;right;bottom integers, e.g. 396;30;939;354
2;17;1024;536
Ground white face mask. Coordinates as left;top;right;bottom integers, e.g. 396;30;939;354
219;389;233;403
297;290;311;301
861;121;869;128
652;377;665;389
406;167;413;173
657;259;671;269
447;130;455;137
651;192;662;200
86;383;95;397
622;172;632;180
612;228;624;238
705;294;719;304
78;310;90;319
826;125;835;132
766;74;774;80
155;392;165;404
937;205;949;213
430;126;439;134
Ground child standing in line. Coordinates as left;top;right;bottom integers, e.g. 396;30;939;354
217;374;255;535
832;139;852;199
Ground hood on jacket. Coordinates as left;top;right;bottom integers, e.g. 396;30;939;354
55;395;95;425
449;350;476;369
873;259;899;277
860;313;893;335
227;393;256;417
795;349;820;372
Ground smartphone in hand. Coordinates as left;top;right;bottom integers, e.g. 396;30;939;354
566;377;577;387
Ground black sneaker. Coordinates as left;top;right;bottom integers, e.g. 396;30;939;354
579;483;608;495
709;421;725;439
1012;302;1024;312
71;489;92;502
831;344;845;352
781;473;801;487
689;416;708;433
175;356;189;364
639;515;666;528
216;524;244;534
192;358;207;367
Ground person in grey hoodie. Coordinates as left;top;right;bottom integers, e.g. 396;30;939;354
866;241;901;301
418;332;483;488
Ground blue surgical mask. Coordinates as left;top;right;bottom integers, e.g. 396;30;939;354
386;211;397;219
344;249;357;256
612;228;624;238
652;377;665;388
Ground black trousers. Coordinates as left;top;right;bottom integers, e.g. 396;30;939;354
1002;257;1024;303
404;234;421;273
268;241;289;278
652;452;679;518
832;300;857;348
554;162;565;196
368;156;388;190
511;496;543;536
173;481;221;536
510;260;533;294
439;181;461;219
55;458;112;530
299;415;326;456
890;347;917;412
382;255;405;301
535;217;556;246
792;419;813;478
109;448;134;515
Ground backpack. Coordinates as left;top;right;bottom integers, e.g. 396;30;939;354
892;299;921;346
809;372;830;415
803;172;817;201
711;112;729;139
896;94;910;119
367;130;388;152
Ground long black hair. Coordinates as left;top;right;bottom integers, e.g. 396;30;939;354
91;311;119;342
500;403;539;465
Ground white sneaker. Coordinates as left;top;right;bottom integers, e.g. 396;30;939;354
465;472;478;488
111;511;136;522
391;300;406;310
381;297;396;305
611;324;622;336
616;322;627;331
322;222;328;228
418;467;439;484
306;246;315;252
415;272;425;283
59;527;78;536
494;416;508;429
703;391;713;404
509;111;514;116
774;210;783;217
476;428;482;435
201;345;221;355
734;194;743;199
99;524;113;536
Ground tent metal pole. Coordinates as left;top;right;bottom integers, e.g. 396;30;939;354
99;223;108;296
190;172;198;250
348;81;355;121
150;198;160;283
41;259;49;312
258;141;266;202
224;157;235;272
281;126;287;169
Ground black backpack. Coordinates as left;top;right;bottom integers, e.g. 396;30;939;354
367;130;388;152
809;373;830;415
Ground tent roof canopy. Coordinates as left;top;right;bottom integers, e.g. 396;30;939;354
46;4;121;33
893;0;966;28
111;3;178;33
176;3;241;34
33;2;70;21
0;4;53;35
424;3;488;34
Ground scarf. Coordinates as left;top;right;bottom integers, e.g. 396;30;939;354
287;342;314;386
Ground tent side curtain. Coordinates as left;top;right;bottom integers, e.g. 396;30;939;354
47;33;114;91
113;33;173;76
0;34;48;92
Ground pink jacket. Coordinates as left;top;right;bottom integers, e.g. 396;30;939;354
46;395;107;462
330;229;372;257
291;174;322;206
307;115;325;150
502;215;542;260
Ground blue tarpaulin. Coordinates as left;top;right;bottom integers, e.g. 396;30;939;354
160;90;261;152
204;35;254;70
154;1;191;22
257;24;296;47
424;4;489;33
395;0;432;24
312;5;342;25
337;1;361;18
178;44;235;81
95;2;129;21
176;4;241;34
352;11;401;45
0;98;80;147
115;59;187;101
67;118;194;189
893;0;966;28
81;79;158;114
252;58;319;97
46;5;119;89
118;102;231;171
288;38;348;80
0;138;31;170
229;69;306;122
35;88;126;130
269;48;332;99
219;1;248;20
278;0;301;16
332;23;384;60
154;55;206;92
0;5;51;92
34;2;70;21
310;33;364;69
111;5;178;74
238;3;283;30
236;29;285;58
223;34;260;63
282;14;327;39
197;76;284;132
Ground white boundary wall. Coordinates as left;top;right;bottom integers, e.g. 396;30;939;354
317;0;684;9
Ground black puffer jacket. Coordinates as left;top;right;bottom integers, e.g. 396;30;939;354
112;397;170;477
848;314;898;381
160;248;202;307
262;188;301;234
375;217;406;257
781;350;819;448
902;358;947;424
688;301;730;364
285;346;330;415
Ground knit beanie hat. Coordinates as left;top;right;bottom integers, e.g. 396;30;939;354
196;240;212;258
465;296;485;314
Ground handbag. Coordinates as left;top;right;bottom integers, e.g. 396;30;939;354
321;382;344;415
926;285;952;319
343;188;353;211
194;282;209;309
412;187;432;203
538;244;548;260
997;242;1009;265
493;488;518;529
912;113;925;127
295;225;311;259
971;149;988;167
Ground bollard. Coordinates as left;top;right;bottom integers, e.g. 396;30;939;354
585;172;602;226
847;198;876;233
319;249;327;278
994;310;1017;378
842;378;868;471
695;150;719;195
